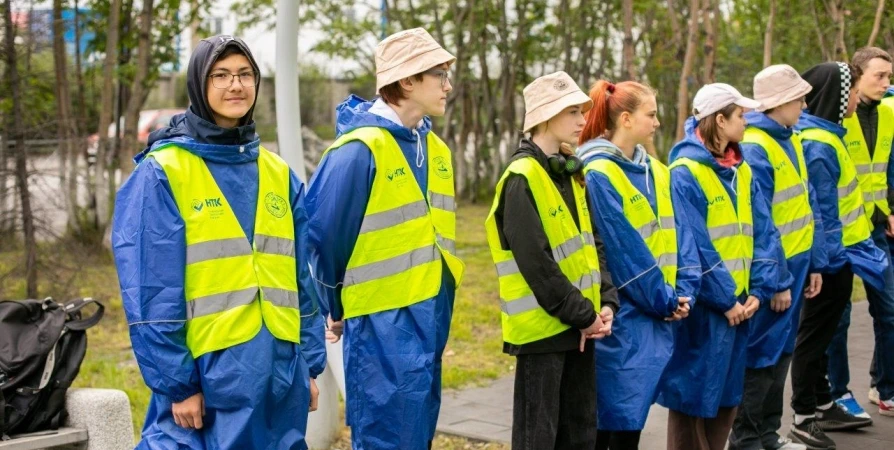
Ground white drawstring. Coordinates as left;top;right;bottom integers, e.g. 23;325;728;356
644;157;652;194
413;129;424;168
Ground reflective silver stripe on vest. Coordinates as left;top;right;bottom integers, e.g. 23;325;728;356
874;163;889;174
359;200;429;234
708;223;745;241
343;245;440;286
742;224;754;237
778;213;813;236
660;216;675;229
437;234;456;254
552;236;584;263
500;295;539;315
855;164;872;175
773;183;805;206
496;259;520;277
840;205;866;227
430;192;456;212
255;234;295;258
261;287;299;309
186;238;252;265
187;287;258;320
838;179;859;199
656;252;678;269
865;188;887;202
576;270;602;292
723;257;752;274
636;221;661;241
582;231;596;247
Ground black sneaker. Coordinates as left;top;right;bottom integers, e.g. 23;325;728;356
789;418;836;450
815;402;873;430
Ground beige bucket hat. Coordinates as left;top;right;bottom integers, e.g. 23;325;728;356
692;83;761;120
523;72;593;132
753;64;813;112
375;28;456;93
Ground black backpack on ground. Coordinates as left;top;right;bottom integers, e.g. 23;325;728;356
0;298;104;440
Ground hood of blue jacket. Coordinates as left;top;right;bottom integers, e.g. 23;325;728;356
136;111;261;166
576;137;649;174
745;111;793;141
795;111;847;138
885;87;894;98
667;116;739;177
334;94;432;143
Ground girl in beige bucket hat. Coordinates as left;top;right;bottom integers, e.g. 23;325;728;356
484;71;616;449
306;27;463;450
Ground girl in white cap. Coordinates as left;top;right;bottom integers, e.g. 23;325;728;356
484;71;617;449
729;65;823;450
575;79;698;450
661;83;783;450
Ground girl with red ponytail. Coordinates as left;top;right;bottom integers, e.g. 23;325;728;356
576;80;701;450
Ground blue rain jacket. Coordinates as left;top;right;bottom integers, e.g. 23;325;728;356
740;112;828;368
577;139;700;430
658;117;782;418
112;122;326;449
305;95;456;450
796;112;887;290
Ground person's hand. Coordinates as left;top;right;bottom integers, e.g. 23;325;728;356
744;295;760;319
770;289;792;312
326;317;344;344
597;306;614;336
725;302;747;326
805;273;822;299
886;215;894;238
172;393;205;429
579;315;605;352
665;297;691;321
309;378;319;412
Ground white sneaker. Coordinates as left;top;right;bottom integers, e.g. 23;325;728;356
869;387;880;405
774;436;807;450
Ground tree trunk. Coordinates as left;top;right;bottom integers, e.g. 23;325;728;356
701;0;716;83
763;0;775;67
622;0;636;80
867;0;885;47
121;0;155;177
4;0;38;297
809;0;830;60
94;0;122;231
675;0;700;141
824;0;848;61
53;0;82;235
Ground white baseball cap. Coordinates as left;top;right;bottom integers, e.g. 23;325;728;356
692;83;761;120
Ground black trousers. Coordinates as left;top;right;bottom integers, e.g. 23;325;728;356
512;346;597;450
595;430;642;450
790;266;853;415
729;353;793;450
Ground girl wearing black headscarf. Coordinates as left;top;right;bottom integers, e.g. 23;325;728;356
111;36;326;449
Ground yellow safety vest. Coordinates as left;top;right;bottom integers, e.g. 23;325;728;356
669;158;754;295
799;127;873;246
584;157;678;286
843;104;894;220
741;128;815;259
485;157;601;345
151;145;300;358
322;127;465;319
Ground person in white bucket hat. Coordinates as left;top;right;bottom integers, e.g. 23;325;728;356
484;71;618;449
729;66;824;450
305;28;464;450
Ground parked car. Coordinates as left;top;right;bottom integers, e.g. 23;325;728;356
86;108;186;164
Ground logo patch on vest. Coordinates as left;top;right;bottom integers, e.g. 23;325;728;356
434;156;452;179
549;205;566;218
265;193;288;218
192;199;204;212
708;195;726;206
387;167;407;181
192;198;225;219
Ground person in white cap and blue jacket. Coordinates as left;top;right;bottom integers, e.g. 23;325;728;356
485;71;618;450
729;65;827;450
112;35;326;449
661;82;783;450
786;61;888;450
306;28;464;450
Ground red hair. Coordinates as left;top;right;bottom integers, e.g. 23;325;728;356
579;80;654;145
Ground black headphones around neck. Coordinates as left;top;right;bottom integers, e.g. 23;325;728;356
547;153;584;176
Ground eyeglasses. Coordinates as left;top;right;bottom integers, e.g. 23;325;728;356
423;68;451;89
208;71;257;89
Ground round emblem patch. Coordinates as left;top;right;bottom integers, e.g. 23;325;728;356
553;79;568;91
264;192;288;218
434;156;452;180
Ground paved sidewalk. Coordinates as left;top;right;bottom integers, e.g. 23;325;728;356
437;300;894;449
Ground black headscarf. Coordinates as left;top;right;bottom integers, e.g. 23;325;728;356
801;62;854;124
